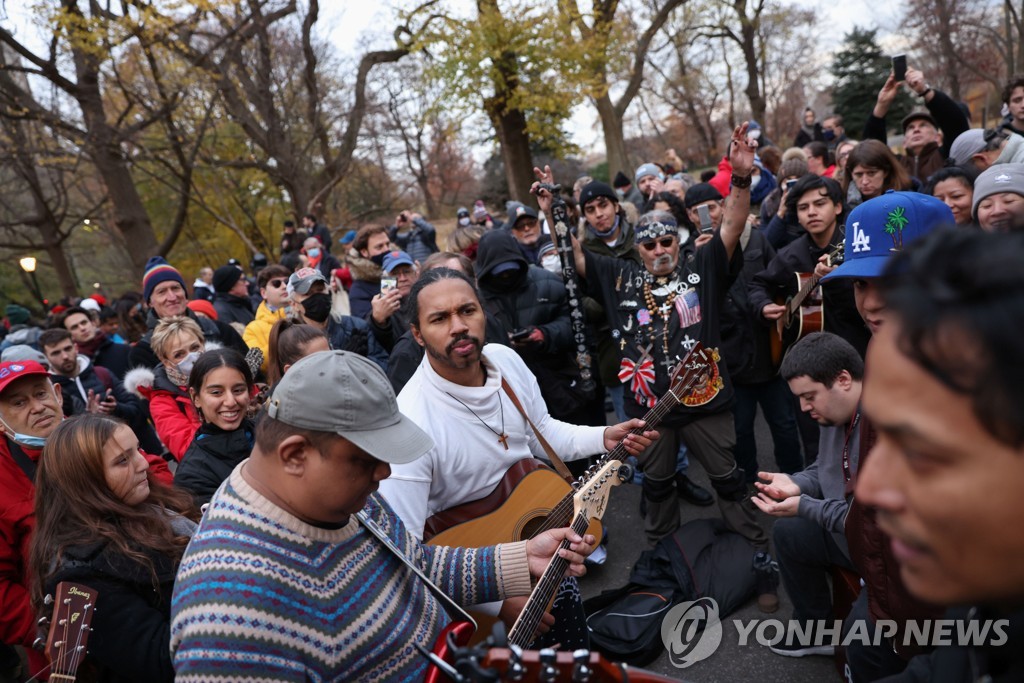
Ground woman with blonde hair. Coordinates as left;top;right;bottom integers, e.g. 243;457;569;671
124;316;206;461
30;414;197;682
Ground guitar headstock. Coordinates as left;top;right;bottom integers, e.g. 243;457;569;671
45;582;97;679
828;241;846;267
573;460;629;524
667;343;716;400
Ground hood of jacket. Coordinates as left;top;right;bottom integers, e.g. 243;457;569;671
475;229;529;288
347;249;383;283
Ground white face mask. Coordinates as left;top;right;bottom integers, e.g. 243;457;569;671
541;252;562;274
458;217;471;227
749;175;762;191
177;351;201;376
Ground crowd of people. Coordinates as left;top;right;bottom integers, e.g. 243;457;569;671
0;64;1023;682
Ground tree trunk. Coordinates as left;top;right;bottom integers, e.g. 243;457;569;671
487;98;537;207
596;92;631;187
70;31;159;278
738;8;766;123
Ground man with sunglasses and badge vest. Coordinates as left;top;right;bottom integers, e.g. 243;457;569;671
539;122;780;612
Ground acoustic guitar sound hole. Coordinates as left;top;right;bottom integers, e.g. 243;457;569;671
518;514;549;541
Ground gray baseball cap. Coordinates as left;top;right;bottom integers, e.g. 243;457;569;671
266;350;433;464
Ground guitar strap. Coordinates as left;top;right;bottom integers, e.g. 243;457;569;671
356;510;477;629
500;378;574;483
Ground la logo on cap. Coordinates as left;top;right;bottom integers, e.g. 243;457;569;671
851;221;872;253
516;207;525;216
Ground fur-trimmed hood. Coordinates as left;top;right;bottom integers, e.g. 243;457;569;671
347;249;384;283
123;341;222;399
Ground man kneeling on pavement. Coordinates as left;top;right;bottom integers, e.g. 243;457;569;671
754;332;863;656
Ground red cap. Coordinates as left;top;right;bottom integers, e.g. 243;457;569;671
90;294;107;306
0;360;51;395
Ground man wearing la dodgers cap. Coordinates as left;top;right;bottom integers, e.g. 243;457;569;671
821;190;955;335
816;190;954;681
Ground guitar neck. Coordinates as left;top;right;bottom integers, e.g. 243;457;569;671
534;390;682;536
507;513;591;649
786;272;823;314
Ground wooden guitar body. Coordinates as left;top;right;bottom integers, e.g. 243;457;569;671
771;271;825;366
425;459;602;549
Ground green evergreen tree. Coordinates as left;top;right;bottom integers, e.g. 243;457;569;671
830;27;915;137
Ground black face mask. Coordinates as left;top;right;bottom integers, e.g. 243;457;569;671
370;253;388;267
301;292;332;323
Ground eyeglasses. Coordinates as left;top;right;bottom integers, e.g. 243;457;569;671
267;279;286;288
512;219;538;231
639;237;676;251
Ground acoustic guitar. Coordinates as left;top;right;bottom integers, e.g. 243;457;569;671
41;581;98;682
768;242;845;367
425;460;635;682
423;344;717;644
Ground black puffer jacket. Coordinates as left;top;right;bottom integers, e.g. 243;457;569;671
175;419;255;506
45;523;194;683
212;292;255;329
475;230;572;355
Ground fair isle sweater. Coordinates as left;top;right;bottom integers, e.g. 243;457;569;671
170;465;532;682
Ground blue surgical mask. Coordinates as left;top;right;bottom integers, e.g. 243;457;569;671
177;351;201;376
0;416;48;449
307;248;321;259
823;129;836;142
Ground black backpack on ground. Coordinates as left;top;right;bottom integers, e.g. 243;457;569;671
583;518;758;666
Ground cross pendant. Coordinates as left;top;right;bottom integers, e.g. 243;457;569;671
498;433;509;450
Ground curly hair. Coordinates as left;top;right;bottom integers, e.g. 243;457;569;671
29;415;197;612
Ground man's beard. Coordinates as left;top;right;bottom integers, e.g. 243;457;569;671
424;332;482;369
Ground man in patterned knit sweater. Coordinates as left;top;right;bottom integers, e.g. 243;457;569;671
170;350;594;682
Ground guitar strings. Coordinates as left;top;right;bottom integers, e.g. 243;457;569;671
69;604;90;675
509;514;591;648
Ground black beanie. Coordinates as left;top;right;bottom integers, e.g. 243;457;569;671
212;265;243;293
684;182;724;209
578;181;618;209
612;171;630;188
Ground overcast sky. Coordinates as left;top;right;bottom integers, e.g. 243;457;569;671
4;0;907;153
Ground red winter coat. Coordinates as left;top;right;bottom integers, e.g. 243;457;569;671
125;366;201;462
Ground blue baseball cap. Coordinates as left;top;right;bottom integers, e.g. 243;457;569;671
338;229;357;245
382;250;415;274
822;191;954;282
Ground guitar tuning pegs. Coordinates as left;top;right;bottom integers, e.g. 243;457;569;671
43;594;53;605
572;649;593;683
538;648;558;683
37;616;48;626
31;637;45;652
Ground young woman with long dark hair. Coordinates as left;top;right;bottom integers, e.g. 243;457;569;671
174;349;257;506
29;414;197;682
